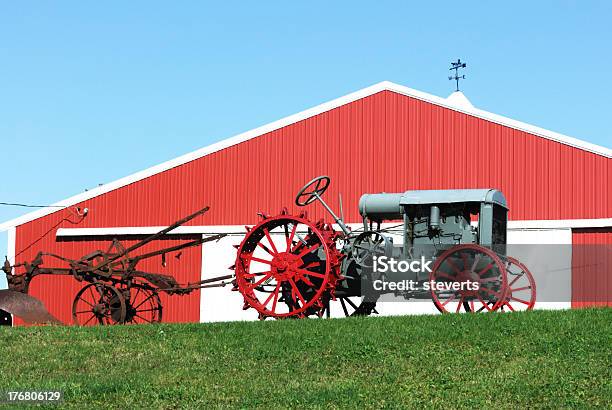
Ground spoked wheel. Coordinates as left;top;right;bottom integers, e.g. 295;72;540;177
123;285;163;324
234;212;343;319
498;257;536;311
72;283;126;325
430;244;508;313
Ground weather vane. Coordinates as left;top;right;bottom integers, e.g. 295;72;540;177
448;59;466;92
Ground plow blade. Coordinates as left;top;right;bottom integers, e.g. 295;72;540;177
0;290;62;325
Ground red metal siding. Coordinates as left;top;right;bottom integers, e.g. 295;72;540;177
13;90;612;322
572;229;612;308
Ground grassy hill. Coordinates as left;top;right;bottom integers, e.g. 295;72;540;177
0;308;610;408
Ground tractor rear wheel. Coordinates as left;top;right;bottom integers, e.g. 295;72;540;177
234;211;343;319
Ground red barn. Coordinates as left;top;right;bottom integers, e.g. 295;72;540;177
2;81;611;324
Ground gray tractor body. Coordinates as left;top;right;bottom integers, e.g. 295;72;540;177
336;189;510;300
358;188;508;250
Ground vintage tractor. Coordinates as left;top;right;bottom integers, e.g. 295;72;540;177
233;176;536;319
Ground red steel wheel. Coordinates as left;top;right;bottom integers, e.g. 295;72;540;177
430;244;508;313
123;285;163;324
499;257;536;311
72;283;126;326
235;213;341;319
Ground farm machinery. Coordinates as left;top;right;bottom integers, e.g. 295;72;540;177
2;206;231;325
233;176;536;318
2;176;536;325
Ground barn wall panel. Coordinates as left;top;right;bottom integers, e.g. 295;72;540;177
571;229;612;308
13;90;612;322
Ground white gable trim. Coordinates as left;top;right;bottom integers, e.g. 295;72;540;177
2;80;610;231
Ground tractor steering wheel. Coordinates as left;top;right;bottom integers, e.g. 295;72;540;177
295;176;330;206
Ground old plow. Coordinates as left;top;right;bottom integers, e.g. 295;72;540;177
2;206;232;325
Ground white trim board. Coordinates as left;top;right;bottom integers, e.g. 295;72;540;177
507;218;612;229
57;225;246;237
2;80;611;232
56;224;355;237
7;227;16;265
55;218;612;238
1;227;16;292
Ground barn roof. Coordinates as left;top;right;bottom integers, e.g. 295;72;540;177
1;81;611;231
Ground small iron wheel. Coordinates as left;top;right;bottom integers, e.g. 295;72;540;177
72;283;127;326
123;285;163;324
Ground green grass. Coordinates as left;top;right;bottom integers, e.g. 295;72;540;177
0;309;610;409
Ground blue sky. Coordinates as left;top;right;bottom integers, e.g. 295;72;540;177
1;2;611;286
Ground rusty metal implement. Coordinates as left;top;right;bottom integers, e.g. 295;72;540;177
0;290;61;324
3;206;232;326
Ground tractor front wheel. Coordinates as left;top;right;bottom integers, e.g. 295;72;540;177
429;244;509;313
